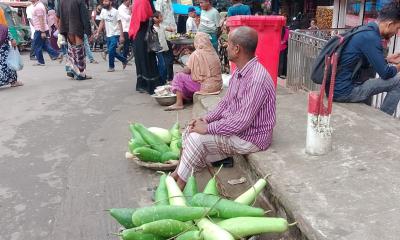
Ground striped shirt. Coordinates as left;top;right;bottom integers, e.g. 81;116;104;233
206;57;276;150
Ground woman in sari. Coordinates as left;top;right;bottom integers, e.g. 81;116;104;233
166;32;222;111
129;0;161;94
0;13;23;88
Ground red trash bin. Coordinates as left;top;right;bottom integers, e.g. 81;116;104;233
226;16;286;87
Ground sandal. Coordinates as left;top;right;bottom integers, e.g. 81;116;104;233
10;81;23;87
164;105;184;111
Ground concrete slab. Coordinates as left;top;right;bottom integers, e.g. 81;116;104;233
194;87;400;240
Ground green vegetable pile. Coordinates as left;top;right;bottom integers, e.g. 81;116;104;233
128;123;182;163
108;172;295;240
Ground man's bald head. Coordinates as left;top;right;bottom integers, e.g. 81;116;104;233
230;26;258;55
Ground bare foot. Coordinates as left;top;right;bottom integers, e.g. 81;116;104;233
176;176;186;190
164;104;184;111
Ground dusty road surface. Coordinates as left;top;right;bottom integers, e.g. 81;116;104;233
0;54;191;240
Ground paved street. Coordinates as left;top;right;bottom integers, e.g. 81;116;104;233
0;53;191;240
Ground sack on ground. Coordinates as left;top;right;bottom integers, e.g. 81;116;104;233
7;47;24;71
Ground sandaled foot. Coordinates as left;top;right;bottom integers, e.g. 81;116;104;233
10;81;23;87
164;104;184;111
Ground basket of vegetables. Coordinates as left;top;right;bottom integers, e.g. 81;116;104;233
108;172;296;240
126;122;182;171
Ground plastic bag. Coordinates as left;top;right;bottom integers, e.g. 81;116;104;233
7;47;24;71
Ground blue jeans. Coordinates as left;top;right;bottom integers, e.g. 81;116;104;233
107;35;127;69
156;51;173;85
84;34;94;61
334;74;400;115
32;31;59;64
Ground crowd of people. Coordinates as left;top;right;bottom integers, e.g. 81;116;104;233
0;0;264;98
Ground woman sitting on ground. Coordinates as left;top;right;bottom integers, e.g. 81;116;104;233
166;32;222;111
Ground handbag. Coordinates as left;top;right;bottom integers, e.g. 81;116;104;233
7;46;24;71
144;19;162;53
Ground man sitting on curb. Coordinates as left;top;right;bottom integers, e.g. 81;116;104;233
333;1;400;116
171;26;276;189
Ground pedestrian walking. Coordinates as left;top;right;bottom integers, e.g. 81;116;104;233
26;3;36;60
48;9;59;51
0;16;23;88
129;0;161;94
118;0;132;59
57;0;92;80
92;4;105;51
84;34;98;63
30;0;61;66
96;0;127;72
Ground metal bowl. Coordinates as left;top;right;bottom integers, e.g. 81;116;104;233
152;95;177;106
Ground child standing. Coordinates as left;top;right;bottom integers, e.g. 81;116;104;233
186;7;197;33
153;11;175;85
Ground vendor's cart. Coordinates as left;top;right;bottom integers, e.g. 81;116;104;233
169;37;195;66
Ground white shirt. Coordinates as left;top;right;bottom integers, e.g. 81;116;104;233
199;7;220;34
118;4;131;33
154;25;169;52
186;17;197;33
100;8;121;37
26;4;35;39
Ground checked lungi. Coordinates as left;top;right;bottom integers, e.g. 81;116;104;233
66;41;87;80
177;130;260;182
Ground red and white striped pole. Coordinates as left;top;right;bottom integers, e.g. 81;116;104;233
306;54;338;155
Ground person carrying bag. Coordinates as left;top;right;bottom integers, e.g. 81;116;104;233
7;45;24;71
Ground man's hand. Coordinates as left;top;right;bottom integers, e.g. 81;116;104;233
11;39;17;48
120;34;125;44
41;32;47;39
189;117;207;128
387;53;400;64
189;119;208;135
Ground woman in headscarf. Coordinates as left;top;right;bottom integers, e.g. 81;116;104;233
47;9;59;51
129;0;161;94
0;13;23;88
165;32;222;111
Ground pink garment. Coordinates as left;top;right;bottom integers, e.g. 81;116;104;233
171;72;201;100
280;26;289;52
32;1;49;31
